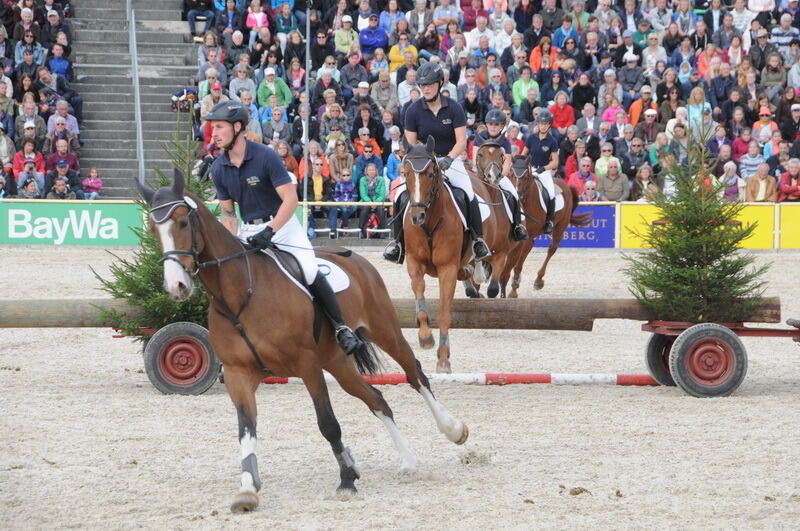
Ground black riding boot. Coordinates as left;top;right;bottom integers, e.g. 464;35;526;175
383;191;408;264
309;271;364;355
509;193;529;241
468;196;492;261
544;197;556;235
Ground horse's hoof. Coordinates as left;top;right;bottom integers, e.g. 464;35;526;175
454;423;469;445
335;486;358;500
419;334;435;349
487;287;499;298
533;282;544;291
436;360;451;373
230;492;259;513
465;287;479;298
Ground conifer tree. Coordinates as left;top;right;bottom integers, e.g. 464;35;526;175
623;128;769;322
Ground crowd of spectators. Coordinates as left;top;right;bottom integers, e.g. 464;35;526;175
0;0;102;200
183;0;800;235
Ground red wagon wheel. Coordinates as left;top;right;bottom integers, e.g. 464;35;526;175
144;322;220;395
669;323;748;398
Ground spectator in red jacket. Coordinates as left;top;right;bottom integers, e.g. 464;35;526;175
731;127;752;162
549;90;574;135
12;137;44;178
778;159;800;202
566;156;597;194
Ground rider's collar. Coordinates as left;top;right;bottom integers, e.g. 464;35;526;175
422;93;449;111
221;138;253;167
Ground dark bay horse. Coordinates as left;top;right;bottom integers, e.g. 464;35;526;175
500;156;592;297
139;170;468;513
469;142;520;299
403;137;502;373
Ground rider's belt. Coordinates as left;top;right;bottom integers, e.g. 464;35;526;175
245;218;268;225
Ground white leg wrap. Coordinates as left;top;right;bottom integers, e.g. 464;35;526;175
420;387;464;443
375;411;417;471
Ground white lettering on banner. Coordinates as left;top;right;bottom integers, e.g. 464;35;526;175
7;209;120;244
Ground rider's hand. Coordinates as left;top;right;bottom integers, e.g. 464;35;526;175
437;156;453;172
247;226;274;250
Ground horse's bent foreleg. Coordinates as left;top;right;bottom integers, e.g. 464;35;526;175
435;265;458;373
407;257;434;349
534;238;561;291
224;368;263;513
302;367;360;493
326;355;417;472
416;367;469;445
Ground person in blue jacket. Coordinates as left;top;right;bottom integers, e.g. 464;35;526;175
359;14;388;60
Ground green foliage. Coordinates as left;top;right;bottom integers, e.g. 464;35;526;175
94;115;212;341
623;129;769;322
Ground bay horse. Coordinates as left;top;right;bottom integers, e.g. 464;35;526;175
500;156;592;297
402;137;501;373
138;170;469;513
468;142;518;299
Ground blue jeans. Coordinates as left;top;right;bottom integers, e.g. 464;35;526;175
327;205;357;231
188;9;215;35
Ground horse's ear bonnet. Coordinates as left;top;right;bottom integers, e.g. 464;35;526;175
511;156;530;178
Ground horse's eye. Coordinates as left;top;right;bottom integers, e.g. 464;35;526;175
179;220;188;229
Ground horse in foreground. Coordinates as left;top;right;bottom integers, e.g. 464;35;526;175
501;156;592;297
402;138;506;372
138;170;468;513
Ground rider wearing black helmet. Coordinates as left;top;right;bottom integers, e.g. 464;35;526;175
522;109;559;234
472;109;529;242
383;61;492;264
206;101;363;355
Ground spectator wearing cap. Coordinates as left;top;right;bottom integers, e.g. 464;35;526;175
346;82;379;120
18;173;42;198
340;51;369;101
618;53;644;109
334;15;359;59
256;67;292;107
360;13;388;59
40;8;71;49
780;103;800;141
43;115;79;155
12;137;44;180
200;82;230;124
17;117;44;151
749;27;778;72
370;71;399;114
614;29;642;68
45;137;79;173
753;106;779;138
45;157;82;199
45;175;76;200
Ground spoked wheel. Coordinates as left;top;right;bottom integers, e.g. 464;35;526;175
669;323;747;398
144;322;220;395
645;333;676;387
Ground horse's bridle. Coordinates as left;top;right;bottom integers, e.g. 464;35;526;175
403;153;442;212
149;197;270;373
475;142;504;187
510;162;535;202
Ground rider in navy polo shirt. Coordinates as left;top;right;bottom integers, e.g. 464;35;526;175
472;109;528;241
522;110;559;234
207;101;362;355
384;61;492;264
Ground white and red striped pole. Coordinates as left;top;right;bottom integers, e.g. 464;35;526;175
262;373;657;386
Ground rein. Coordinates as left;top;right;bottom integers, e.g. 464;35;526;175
403;153;445;239
510;166;543;226
153;201;271;373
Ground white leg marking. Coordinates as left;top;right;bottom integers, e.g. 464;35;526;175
420;387;464;443
156;220;193;297
239;429;257;494
375;411;417;471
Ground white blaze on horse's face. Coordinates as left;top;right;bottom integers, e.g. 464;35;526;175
413;171;421;204
157;220;194;300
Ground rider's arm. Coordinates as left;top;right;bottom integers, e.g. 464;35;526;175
404;129;417;145
546;151;558;172
503;153;512;176
220;199;239;236
448;125;467;160
268;182;299;232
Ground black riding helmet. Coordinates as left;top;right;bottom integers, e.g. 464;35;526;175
485;109;506;125
417;61;444;85
537;109;553;124
204;101;249;150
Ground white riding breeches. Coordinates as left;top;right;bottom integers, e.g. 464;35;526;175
499;176;519;200
536;169;556;198
444;157;475;201
237;215;318;285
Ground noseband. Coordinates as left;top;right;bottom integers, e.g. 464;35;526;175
510;162;535;202
476;143;504;185
404;154;442;211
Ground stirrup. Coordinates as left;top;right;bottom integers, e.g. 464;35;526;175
382;240;404;264
473;238;492;261
543;220;554;235
512;224;529;241
335;325;363;355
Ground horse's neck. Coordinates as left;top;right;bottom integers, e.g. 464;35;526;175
521;180;544;213
196;207;252;305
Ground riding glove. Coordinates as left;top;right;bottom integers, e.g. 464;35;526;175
247;226;274;249
437;156;453;172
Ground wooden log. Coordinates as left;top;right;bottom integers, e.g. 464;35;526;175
0;297;782;329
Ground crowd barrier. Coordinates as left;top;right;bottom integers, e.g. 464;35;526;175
1;199;799;249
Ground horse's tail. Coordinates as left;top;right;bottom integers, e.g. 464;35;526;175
568;186;593;227
351;329;383;375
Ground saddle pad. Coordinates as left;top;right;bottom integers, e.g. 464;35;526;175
443;182;469;229
266;250;350;299
499;191;513;223
537;181;565;213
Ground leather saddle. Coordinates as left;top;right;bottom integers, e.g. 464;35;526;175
262;245;353;288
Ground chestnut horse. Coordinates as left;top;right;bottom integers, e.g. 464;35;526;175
500;156;592;297
402;137;502;373
138;170;468;513
468;142;518;298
